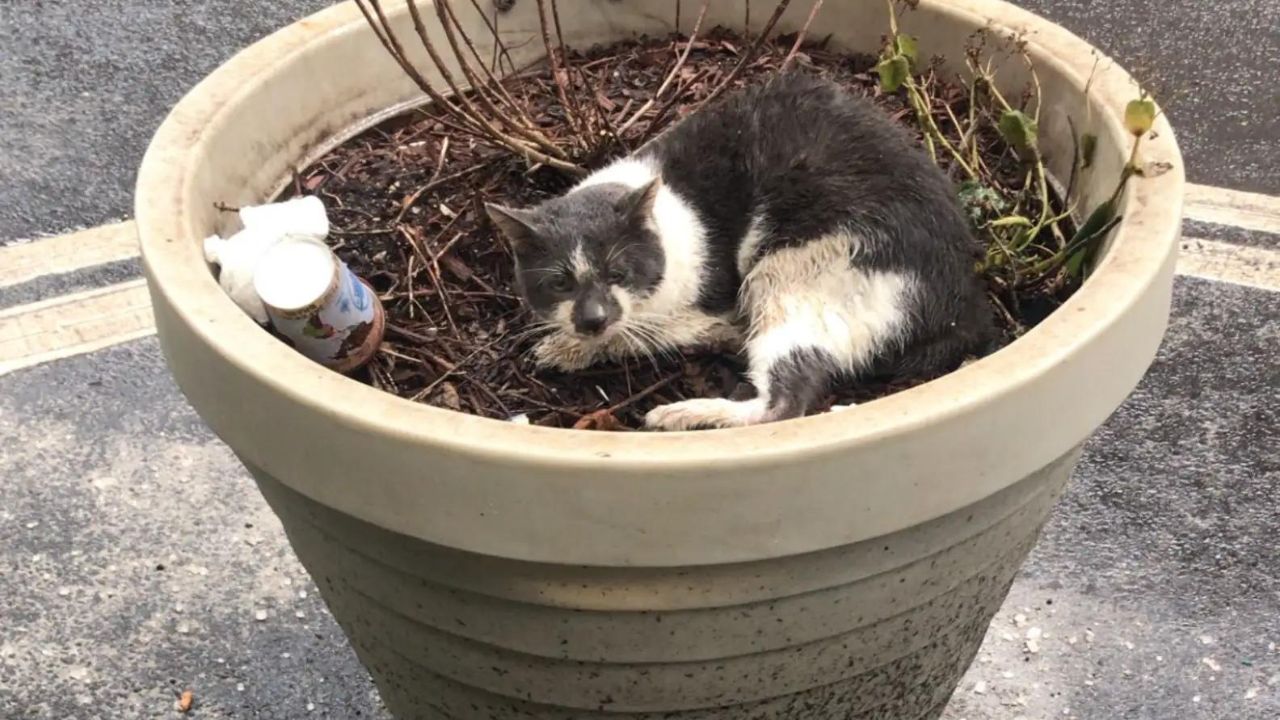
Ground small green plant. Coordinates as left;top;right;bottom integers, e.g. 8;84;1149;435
877;0;1159;333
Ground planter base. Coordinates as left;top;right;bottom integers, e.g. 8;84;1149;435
251;447;1078;719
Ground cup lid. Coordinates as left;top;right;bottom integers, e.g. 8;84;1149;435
253;237;336;313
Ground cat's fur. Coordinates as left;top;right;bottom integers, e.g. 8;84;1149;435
486;72;995;430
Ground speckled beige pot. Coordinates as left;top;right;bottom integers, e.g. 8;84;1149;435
135;1;1183;718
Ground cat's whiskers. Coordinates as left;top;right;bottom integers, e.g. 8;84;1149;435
625;315;682;349
510;320;560;343
616;327;652;367
626;323;673;354
622;324;672;357
619;319;680;362
619;325;662;368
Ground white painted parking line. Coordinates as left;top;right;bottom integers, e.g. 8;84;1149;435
0;184;1273;292
1;180;1278;375
1184;184;1280;236
0;280;155;377
1177;238;1280;293
0;221;139;289
0;236;1275;376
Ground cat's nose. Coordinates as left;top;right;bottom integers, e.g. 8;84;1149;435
575;300;610;336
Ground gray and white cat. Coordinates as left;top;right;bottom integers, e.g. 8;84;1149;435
486;73;995;431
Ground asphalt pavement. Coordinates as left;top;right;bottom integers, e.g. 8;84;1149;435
1;0;1277;241
0;2;1277;718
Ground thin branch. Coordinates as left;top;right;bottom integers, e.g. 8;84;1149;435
535;0;586;142
702;0;793;106
781;0;824;71
452;1;522;106
384;0;582;173
433;0;559;152
617;0;710;136
638;66;710;144
357;0;484;136
404;0;532;146
463;0;516;74
588;63;630;154
393;136;451;226
608;372;682;413
360;0;584;174
548;0;594;148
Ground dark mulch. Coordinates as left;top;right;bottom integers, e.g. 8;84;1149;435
278;28;1070;430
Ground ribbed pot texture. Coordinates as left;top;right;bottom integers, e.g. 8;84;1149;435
254;448;1076;718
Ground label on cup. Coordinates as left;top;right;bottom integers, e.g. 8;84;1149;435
253;237;384;373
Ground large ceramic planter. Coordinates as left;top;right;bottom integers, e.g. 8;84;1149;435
136;1;1183;718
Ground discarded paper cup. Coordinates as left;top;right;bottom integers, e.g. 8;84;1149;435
253;237;384;373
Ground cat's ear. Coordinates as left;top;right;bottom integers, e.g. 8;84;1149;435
484;203;540;249
615;178;662;222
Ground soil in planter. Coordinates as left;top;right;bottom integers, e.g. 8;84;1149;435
277;28;1076;430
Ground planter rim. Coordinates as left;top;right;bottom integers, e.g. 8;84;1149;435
135;0;1182;562
136;0;1183;467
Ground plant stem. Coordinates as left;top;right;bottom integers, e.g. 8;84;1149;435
905;80;979;180
535;0;586;143
617;0;710;136
702;0;793;106
433;0;562;155
781;0;825;71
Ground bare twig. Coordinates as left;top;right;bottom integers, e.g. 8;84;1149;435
464;0;516;74
639;67;710;143
405;0;564;158
535;0;586;143
781;0;824;72
587;65;630;154
702;0;793;106
394;137;451;224
608;373;682;413
358;0;484;135
617;0;711;136
435;0;552;145
358;0;586;176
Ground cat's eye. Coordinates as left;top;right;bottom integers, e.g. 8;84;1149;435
607;269;628;285
548;274;575;293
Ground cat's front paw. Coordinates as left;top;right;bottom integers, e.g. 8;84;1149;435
533;333;597;371
644;398;769;431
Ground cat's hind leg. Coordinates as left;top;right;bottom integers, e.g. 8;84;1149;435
644;233;914;431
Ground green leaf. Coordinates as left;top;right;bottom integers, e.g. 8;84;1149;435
997;110;1039;154
1063;198;1121;278
1124;99;1156;137
894;34;920;65
1072;198;1117;244
1081;133;1098;169
1065;248;1089;277
876;55;910;93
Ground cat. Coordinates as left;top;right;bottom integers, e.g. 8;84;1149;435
485;72;996;431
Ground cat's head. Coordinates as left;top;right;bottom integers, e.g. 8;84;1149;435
485;180;665;340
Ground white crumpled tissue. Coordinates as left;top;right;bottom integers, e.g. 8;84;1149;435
203;195;330;323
